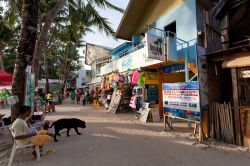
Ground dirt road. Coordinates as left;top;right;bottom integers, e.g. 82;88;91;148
2;102;250;166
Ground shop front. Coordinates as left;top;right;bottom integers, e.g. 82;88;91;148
100;27;207;139
206;45;250;147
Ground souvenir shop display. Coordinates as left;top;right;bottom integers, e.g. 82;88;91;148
129;85;143;110
100;71;133;113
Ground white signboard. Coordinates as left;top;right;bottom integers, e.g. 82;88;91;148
162;82;200;112
145;34;165;61
101;47;162;75
139;108;150;123
240;70;250;78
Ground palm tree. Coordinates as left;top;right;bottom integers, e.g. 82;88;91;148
11;0;39;121
32;0;124;87
0;12;15;70
6;0;123;120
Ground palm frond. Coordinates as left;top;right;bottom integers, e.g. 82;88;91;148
86;3;114;36
89;0;124;13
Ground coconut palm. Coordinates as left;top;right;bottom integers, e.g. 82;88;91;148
32;0;124;87
6;0;123;120
11;0;39;121
0;4;20;71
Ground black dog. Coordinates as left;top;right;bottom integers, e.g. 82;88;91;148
49;118;86;142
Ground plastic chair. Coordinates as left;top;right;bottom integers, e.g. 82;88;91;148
8;127;40;166
0;117;10;135
93;100;99;109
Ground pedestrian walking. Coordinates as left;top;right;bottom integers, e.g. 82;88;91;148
70;90;75;103
76;90;81;104
82;92;86;105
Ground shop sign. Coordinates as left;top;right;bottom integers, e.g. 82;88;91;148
101;47;163;75
162;82;200;122
145;34;165;61
161;64;185;74
145;72;159;81
240;70;250;78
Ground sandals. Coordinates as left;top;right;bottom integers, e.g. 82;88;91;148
41;149;56;156
25;149;56;160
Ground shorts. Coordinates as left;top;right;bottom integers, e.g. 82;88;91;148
32;121;46;130
30;130;51;147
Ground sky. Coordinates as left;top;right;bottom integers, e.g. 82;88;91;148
79;0;129;69
83;0;129;48
1;1;129;69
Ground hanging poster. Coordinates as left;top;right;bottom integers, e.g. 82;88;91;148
162;82;200;122
25;73;35;112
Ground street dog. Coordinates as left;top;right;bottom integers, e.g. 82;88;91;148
49;118;86;142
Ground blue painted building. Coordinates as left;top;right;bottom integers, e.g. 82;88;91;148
100;0;215;140
109;42;133;60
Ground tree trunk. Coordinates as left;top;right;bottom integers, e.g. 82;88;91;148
0;45;5;70
11;0;39;122
61;60;71;99
33;0;66;87
44;53;50;93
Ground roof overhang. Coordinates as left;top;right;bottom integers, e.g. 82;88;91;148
206;44;250;68
222;55;250;68
206;44;250;60
85;43;112;65
115;0;151;40
116;0;183;40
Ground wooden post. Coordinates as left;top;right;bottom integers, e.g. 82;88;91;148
159;72;163;118
231;68;242;145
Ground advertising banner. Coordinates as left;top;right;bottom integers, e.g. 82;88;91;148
162;82;200;122
25;73;35;112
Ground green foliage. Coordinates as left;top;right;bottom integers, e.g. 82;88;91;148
3;47;16;73
1;0;124;77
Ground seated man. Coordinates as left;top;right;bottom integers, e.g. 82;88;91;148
29;118;50;130
11;106;53;156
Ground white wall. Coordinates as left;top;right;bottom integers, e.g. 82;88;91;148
156;0;197;44
76;68;87;88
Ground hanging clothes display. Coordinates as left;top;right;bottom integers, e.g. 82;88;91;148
138;72;144;87
130;86;143;110
119;75;124;82
114;73;120;82
129;96;137;108
100;77;105;89
131;70;140;85
109;72;115;82
128;71;133;85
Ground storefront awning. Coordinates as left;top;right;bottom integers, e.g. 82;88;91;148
206;44;250;61
87;77;102;85
222;56;250;68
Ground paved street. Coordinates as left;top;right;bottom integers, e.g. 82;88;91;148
0;104;250;166
2;102;250;166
